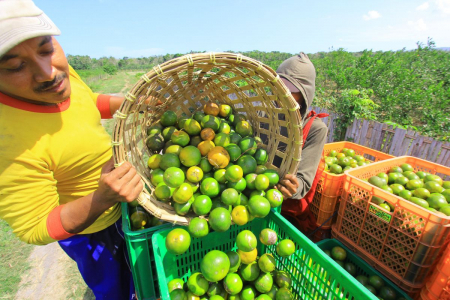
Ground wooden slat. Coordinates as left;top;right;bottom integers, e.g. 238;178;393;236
369;122;384;151
437;142;450;166
358;119;371;147
389;127;407;156
428;139;442;162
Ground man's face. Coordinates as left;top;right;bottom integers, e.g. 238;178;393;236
0;36;70;105
291;92;305;108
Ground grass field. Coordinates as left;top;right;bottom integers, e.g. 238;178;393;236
0;219;34;298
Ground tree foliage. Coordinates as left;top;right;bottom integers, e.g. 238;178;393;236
67;39;450;140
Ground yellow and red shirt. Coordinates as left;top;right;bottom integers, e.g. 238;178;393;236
0;65;120;245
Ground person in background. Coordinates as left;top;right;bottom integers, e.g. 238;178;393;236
275;53;329;234
0;0;140;298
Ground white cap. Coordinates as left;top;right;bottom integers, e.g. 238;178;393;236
0;0;60;57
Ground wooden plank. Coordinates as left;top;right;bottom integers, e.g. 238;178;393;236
402;130;417;156
374;123;387;151
328;113;337;142
427;139;442;163
358;120;371;147
389;128;407;156
363;121;375;148
437;142;450;165
369;122;384;151
410;135;426;158
345;118;360;142
383;125;396;153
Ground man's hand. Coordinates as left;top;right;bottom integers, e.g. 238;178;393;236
94;158;143;206
276;174;299;199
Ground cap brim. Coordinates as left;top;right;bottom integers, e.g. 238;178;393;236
281;77;300;93
0;13;60;57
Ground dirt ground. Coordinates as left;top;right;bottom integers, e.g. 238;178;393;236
14;243;94;300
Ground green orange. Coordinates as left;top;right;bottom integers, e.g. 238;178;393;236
237;155;257;175
200;250;230;282
244;173;258;190
225;165;244;183
263;170;280;187
190;136;202;147
258;253;276;273
160;153;181;170
229;132;243;145
238;137;257;155
165;144;183;156
200;178;220;197
254;272;274;294
236;230;257;252
168;278;185;293
160;110;177;126
154;182;173;201
239;262;261;282
214;133;231;147
184;118;202;136
254;148;268;165
179;146;202;167
147;154;162;169
412;188;431;199
225;144;242;162
227;177;247;192
425;181;445;193
214;169;227;183
406;179;424;190
188;217;209;238
166;228;191;255
276;239;295;257
265;189;284;208
150;168;165;186
428;193;448;209
201;115;221;132
221;188;240;206
227;251;241;273
208;207;231;232
192;195;212;215
255;174;270;191
187;272;208;296
173;197;194;215
199;157;213;173
186;166;203;183
224;273;243;295
248;196;271;218
146;133;165;151
162;126;177;141
170;289;187;300
231;205;250;225
171;131;190;147
163;167;185;188
235;120;253;138
260;228;278;245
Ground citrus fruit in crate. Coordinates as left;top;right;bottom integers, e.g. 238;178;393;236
112;53;302;227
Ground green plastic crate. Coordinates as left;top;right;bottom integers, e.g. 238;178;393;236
121;203;172;300
152;210;379;300
316;239;412;300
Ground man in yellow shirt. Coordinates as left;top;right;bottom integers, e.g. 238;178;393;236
0;1;141;298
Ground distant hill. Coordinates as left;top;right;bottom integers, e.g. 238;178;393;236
436;47;450;51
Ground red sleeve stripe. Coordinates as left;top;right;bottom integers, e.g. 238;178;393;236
47;205;75;240
96;94;113;119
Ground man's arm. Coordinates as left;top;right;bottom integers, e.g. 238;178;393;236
60;159;142;234
277;119;328;199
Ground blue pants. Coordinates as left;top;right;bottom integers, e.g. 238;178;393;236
58;219;136;300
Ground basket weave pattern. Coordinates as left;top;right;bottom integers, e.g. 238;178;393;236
112;53;302;225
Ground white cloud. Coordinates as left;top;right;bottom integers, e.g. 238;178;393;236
105;47;164;58
416;2;429;10
435;0;450;14
363;11;381;21
407;18;428;31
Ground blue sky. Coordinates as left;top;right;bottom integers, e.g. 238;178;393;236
35;0;450;58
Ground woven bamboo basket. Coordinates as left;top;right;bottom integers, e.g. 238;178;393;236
112;52;303;225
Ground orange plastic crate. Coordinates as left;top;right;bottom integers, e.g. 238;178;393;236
310;142;394;228
333;156;450;298
420;242;450;300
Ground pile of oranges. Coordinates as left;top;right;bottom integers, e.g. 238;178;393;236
145;102;284;238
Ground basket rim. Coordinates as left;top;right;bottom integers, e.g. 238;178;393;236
112;52;303;225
